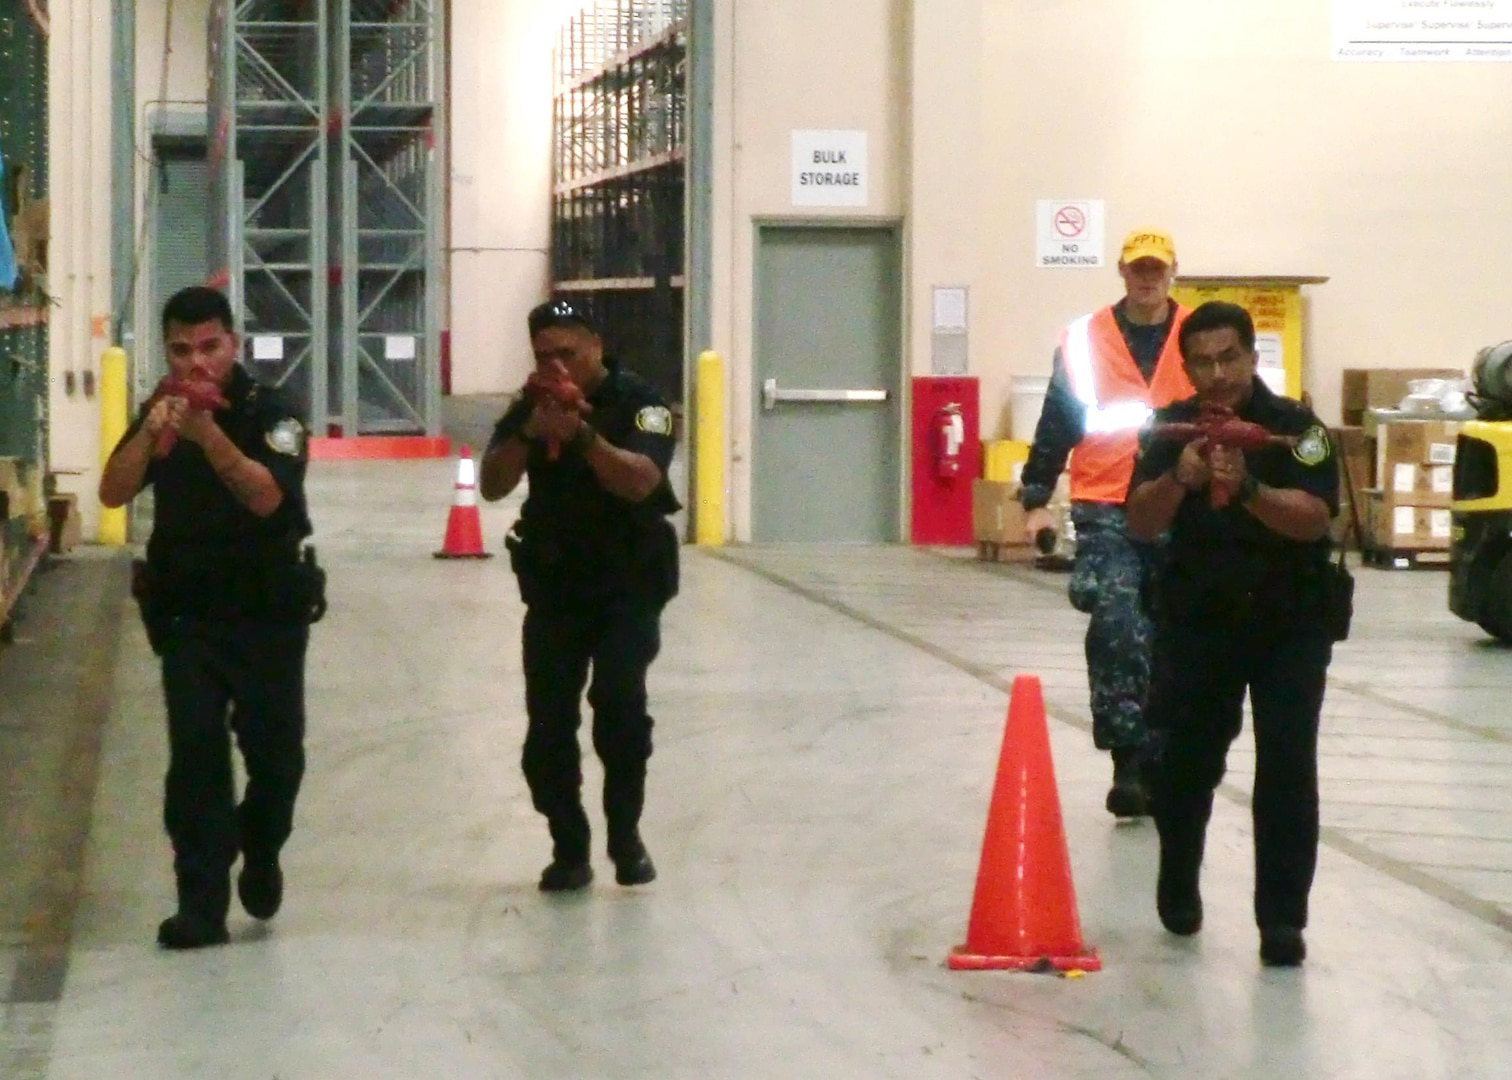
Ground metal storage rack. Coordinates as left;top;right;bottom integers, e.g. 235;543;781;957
552;0;687;405
209;0;331;428
334;0;443;435
210;0;443;436
0;2;51;629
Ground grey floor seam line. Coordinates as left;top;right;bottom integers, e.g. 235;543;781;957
929;547;1512;746
708;547;1512;942
8;554;130;1007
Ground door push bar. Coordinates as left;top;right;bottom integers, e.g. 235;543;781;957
761;378;889;411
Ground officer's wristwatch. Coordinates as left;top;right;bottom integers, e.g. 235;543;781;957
1236;474;1261;505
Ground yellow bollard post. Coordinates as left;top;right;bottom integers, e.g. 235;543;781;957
694;350;725;546
97;346;129;546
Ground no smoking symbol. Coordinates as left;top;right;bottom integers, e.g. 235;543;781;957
1053;205;1086;239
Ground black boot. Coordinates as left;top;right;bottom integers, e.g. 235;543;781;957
1106;747;1150;818
238;854;284;920
540;808;593;892
608;831;657;887
1156;830;1204;936
1259;925;1306;967
159;874;231;950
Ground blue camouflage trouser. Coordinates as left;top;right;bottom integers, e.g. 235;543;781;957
1066;502;1157;753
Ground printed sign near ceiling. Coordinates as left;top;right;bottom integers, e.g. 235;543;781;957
1334;0;1512;61
791;130;868;208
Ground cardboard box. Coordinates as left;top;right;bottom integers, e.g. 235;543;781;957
1341;368;1465;426
1364;415;1461;481
1380;461;1454;508
1365;489;1453;550
972;479;1027;544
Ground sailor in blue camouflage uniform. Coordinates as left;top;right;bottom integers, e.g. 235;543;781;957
1018;229;1194;817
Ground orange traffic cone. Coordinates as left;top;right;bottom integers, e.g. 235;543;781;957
948;674;1100;972
433;445;493;560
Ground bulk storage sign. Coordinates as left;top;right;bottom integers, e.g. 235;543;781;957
1334;0;1512;61
791;131;868;208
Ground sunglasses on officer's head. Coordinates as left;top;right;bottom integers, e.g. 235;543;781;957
528;299;599;338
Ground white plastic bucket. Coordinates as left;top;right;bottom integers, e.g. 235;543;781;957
1009;375;1050;442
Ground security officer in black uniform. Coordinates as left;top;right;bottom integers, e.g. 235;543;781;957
100;286;323;950
1126;301;1343;968
480;299;679;893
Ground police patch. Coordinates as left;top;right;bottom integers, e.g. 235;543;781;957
1293;425;1331;467
635;405;673;436
266;418;305;456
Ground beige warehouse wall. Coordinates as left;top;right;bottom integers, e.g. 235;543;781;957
709;0;910;538
449;0;584;395
978;0;1512;431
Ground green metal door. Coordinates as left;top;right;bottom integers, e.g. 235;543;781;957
752;225;902;542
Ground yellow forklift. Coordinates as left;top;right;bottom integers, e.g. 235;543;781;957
1449;342;1512;641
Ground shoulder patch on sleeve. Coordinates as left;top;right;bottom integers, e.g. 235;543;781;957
635;405;674;436
1292;424;1331;467
266;417;306;456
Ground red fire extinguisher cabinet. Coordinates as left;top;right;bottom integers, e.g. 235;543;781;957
910;376;980;544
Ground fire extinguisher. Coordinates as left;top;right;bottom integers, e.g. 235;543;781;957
934;402;966;478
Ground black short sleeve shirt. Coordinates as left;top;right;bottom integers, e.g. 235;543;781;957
488;358;680;594
1131;378;1338;613
115;365;312;561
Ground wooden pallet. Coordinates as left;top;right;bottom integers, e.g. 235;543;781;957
1361;546;1451;570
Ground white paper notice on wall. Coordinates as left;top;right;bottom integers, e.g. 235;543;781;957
1394;505;1416;536
1431;509;1452;539
791;131;868;208
1431;465;1453;494
1255;334;1286;395
251;335;284;362
385;335;417;362
1035;200;1105;268
1429;441;1456;465
932;287;968;333
1333;0;1512;62
1393;462;1417;494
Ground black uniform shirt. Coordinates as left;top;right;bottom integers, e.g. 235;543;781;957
1131;377;1338;618
116;364;312;564
490;358;679;592
1019;299;1177;509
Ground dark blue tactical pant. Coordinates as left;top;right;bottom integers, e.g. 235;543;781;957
1149;619;1332;929
160;619;308;918
521;598;661;864
1067;502;1158;753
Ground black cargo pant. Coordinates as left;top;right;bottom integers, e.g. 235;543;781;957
1149;617;1332;929
160;618;308;918
520;597;660;864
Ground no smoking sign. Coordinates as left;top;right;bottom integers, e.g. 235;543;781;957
1036;199;1105;268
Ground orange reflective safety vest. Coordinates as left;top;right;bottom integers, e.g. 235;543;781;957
1061;304;1193;504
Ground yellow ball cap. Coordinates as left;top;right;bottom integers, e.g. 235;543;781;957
1119;229;1176;266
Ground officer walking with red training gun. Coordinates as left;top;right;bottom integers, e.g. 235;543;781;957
100;286;325;950
481;300;680;893
1126;300;1350;967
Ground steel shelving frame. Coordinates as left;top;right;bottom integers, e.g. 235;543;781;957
332;0;443;436
0;1;51;627
209;0;331;428
552;0;687;405
210;0;443;435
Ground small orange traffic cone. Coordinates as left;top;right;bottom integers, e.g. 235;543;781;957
948;674;1100;972
433;445;493;560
